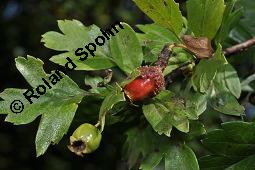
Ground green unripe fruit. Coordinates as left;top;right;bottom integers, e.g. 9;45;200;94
68;123;102;156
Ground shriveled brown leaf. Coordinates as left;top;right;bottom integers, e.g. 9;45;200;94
181;35;213;58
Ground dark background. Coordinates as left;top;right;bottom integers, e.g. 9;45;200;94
0;0;254;170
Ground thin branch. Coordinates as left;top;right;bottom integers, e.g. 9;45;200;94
224;37;255;56
155;44;175;71
165;37;255;85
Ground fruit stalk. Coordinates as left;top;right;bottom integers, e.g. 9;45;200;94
155;44;176;71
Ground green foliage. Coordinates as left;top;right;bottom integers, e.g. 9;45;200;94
143;90;190;136
98;85;126;131
123;127;199;170
187;0;225;40
165;144;199;170
84;74;104;89
0;56;87;156
84;74;111;96
200;121;255;169
136;23;180;57
110;23;143;74
191;58;221;93
210;92;244;116
237;0;255;36
123;127;161;169
215;0;243;43
191;45;226;93
1;0;254;169
219;64;241;98
50;53;116;71
133;0;183;36
184;85;208;118
42;19;115;70
191;45;244;117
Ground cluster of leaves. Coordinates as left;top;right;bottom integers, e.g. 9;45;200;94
200;121;255;169
123;126;199;170
0;0;255;169
0;19;143;156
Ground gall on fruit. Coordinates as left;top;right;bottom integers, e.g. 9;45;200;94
68;123;102;156
123;66;165;102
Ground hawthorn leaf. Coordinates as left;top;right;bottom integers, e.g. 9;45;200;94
140;152;163;170
110;23;143;74
215;0;243;43
213;62;242;100
191;59;220;93
50;52;116;71
185;90;208;119
225;155;255;169
98;85;126;131
123;127;165;169
199;155;240;169
186;0;225;40
188;121;206;138
202;122;255;156
190;44;242;118
213;64;229;92
136;23;180;58
159;92;190;133
224;64;241;98
35;103;77;156
222;121;255;144
202;129;252;156
163;47;194;76
42;20;91;51
142;103;173;137
136;24;180;45
124;127;199;170
200;121;255;169
42;19;109;55
191;45;225;93
210;92;244;116
155;90;174;102
143;90;190;136
165;144;199;170
0;56;87;156
133;0;183;36
42;19;113;70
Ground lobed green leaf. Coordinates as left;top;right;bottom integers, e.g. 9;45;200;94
110;23;143;74
42;19;113;70
0;56;87;156
187;0;225;40
133;0;183;36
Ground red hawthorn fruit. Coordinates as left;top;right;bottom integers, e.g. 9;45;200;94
124;66;165;102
